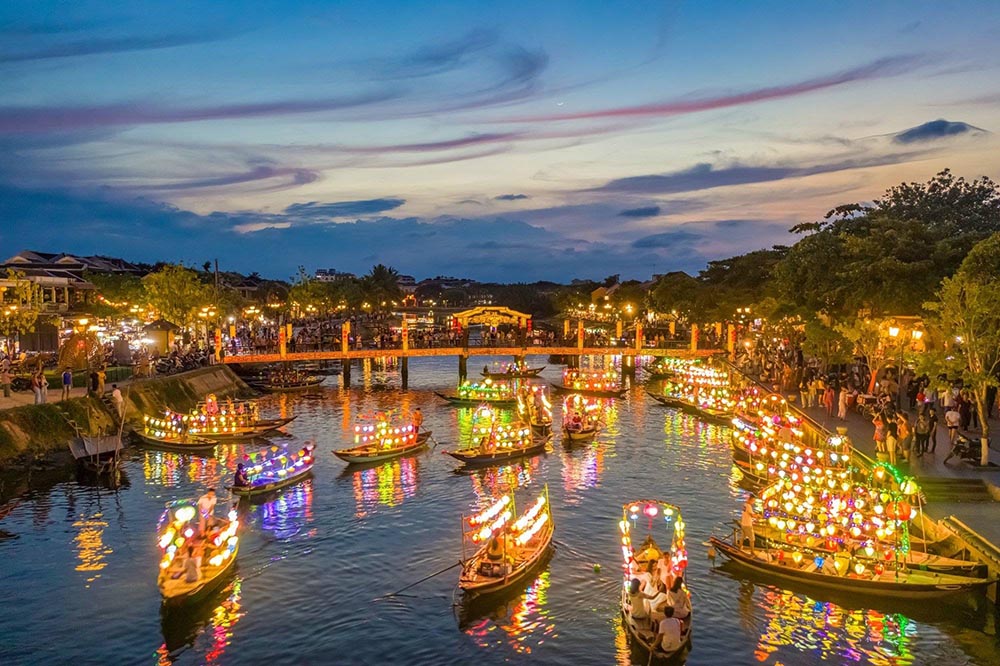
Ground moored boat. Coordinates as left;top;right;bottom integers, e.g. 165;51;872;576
445;405;549;467
481;361;546;379
157;500;240;605
436;378;518;407
134;419;219;453
710;533;993;598
620;500;692;661
230;441;315;496
459;486;553;596
334;414;432;464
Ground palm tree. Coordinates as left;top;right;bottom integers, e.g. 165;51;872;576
362;264;403;312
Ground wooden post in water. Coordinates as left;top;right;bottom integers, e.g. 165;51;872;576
341;321;351;387
401;357;408;389
622;354;635;382
459;354;467;381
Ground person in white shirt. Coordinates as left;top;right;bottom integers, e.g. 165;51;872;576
111;384;124;416
657;606;684;654
626;578;658;623
665;577;691;620
943;408;963;463
197;489;217;532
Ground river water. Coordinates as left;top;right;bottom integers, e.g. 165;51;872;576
1;356;998;665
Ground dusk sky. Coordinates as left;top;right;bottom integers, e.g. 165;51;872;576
2;1;999;282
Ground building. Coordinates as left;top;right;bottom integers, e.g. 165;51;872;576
315;268;356;282
397;274;417;294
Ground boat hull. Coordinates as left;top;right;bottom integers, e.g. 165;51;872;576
563;427;598;442
229;467;313;497
198;417;297;441
648;393;732;425
551;384;625;399
481;366;546;379
435;392;517;407
460;526;554;596
446;438;549;466
160;544;239;606
256;379;324;393
709;537;993;599
620;587;691;662
133;430;218;453
334;431;432;463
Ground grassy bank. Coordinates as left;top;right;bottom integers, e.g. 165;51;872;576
0;366;252;469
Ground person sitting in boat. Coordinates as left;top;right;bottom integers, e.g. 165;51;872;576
183;544;201;583
487;536;504;561
234;464;250;488
626;578;659;628
655;552;673;587
657;606;684;654
197;489;217;533
665;577;691;622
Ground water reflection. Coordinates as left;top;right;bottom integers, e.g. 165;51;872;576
72;511;112;587
754;588;914;665
467;459;540;500
349;457;420;518
560;441;606;500
157;577;244;664
142;446;241;488
460;565;556;656
255;478;315;540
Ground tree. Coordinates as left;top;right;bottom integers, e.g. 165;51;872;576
361;264;402;311
0;269;42;353
288;268;334;316
775;170;1000;318
801;318;851;369
143;264;213;328
925;232;1000;466
834;317;884;373
84;270;146;314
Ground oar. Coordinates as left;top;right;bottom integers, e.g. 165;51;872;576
374;560;464;600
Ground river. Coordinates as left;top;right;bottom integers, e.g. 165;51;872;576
1;356;997;665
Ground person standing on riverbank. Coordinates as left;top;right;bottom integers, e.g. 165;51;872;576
61;367;72;401
1;359;10;398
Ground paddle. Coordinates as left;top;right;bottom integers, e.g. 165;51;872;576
374;560;464;600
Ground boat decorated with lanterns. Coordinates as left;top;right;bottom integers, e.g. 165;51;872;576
551;368;626;399
562;394;604;442
619;500;692;661
136;413;219;452
517;385;553;437
230;441;316;496
249;368;324;393
164;395;295;441
157;499;240;605
445;405;549;467
644;356;696;380
436;379;518;407
481;361;546;379
712;466;994;598
334;411;432;464
648;363;734;424
459;486;553;596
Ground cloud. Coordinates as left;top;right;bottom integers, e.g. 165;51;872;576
147;165;320;191
597;152;923;195
0;90;398;133
619;206;661;218
494;193;529;201
283;198;405;219
892;119;986;144
503;54;923;122
0;33;227;63
366;29;497;79
631;229;701;248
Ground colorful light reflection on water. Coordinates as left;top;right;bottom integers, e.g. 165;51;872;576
462;569;556;656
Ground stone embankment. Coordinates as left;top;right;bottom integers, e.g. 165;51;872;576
0;366;252;469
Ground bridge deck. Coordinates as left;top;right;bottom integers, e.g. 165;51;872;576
223;346;723;364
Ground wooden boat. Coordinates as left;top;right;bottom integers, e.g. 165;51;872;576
517;385;553;438
446;436;549;467
256;376;324;392
459;487;553;596
435;392;517;407
550;383;626;399
563;425;599;442
530;422;552;437
709;533;994;599
68;434;123;474
195;416;296;441
230;442;316;496
620;500;692;661
157;500;240;605
334;431;432;464
647;392;733;425
481;365;546;379
133;428;218;453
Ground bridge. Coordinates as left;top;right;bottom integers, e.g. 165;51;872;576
223;344;725;387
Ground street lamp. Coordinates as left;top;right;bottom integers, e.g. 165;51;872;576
887;325;923;409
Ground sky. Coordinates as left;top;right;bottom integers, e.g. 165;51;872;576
1;0;999;282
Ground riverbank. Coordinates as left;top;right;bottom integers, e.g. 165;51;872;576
0;365;253;470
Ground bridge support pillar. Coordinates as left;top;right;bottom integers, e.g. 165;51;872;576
622;355;636;382
459;354;468;381
342;360;351;387
401;357;409;390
